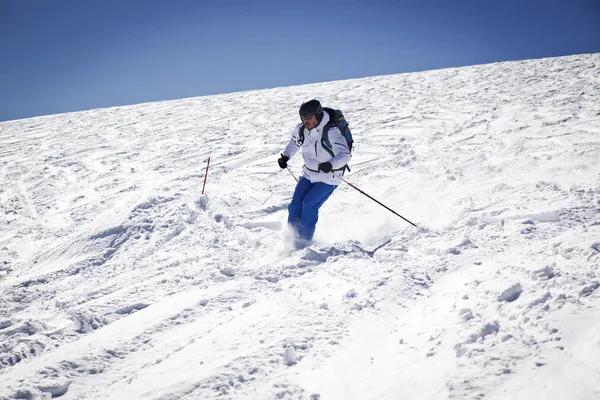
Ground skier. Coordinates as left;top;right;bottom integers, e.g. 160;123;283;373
278;99;351;248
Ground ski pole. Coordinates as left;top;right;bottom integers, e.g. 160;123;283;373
334;173;418;228
286;167;299;183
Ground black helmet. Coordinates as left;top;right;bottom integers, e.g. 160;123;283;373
299;99;323;122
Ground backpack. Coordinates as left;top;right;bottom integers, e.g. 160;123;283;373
298;107;353;170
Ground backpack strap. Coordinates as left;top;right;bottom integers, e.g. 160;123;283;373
297;124;305;145
320;108;337;157
321;125;335;158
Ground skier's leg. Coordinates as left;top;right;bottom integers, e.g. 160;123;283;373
297;182;337;242
287;177;313;228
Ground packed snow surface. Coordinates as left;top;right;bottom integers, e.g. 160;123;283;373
1;53;599;399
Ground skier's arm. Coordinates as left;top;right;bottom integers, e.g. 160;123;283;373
327;127;351;169
282;124;302;159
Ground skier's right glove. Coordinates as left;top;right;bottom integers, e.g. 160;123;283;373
278;154;289;169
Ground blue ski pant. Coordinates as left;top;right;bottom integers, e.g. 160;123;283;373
288;177;337;242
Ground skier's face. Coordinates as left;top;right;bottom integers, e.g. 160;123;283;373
302;114;318;130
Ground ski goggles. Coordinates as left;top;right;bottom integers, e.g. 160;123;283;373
300;113;317;122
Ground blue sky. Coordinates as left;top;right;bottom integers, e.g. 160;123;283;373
1;0;599;122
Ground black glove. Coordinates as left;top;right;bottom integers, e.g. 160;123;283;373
278;154;289;169
318;162;333;173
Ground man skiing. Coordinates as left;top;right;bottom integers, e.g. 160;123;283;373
278;99;352;248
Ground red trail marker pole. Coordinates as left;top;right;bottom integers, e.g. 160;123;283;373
202;157;211;195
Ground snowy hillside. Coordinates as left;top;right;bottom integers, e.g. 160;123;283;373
1;53;599;400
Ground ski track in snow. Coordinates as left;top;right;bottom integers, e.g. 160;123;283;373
0;54;599;399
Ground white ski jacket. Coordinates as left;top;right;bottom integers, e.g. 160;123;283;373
282;111;351;186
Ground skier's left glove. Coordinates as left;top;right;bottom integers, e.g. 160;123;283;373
318;162;333;173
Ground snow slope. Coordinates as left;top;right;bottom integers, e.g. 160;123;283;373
1;53;599;400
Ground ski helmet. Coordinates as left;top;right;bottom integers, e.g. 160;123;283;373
299;99;323;122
